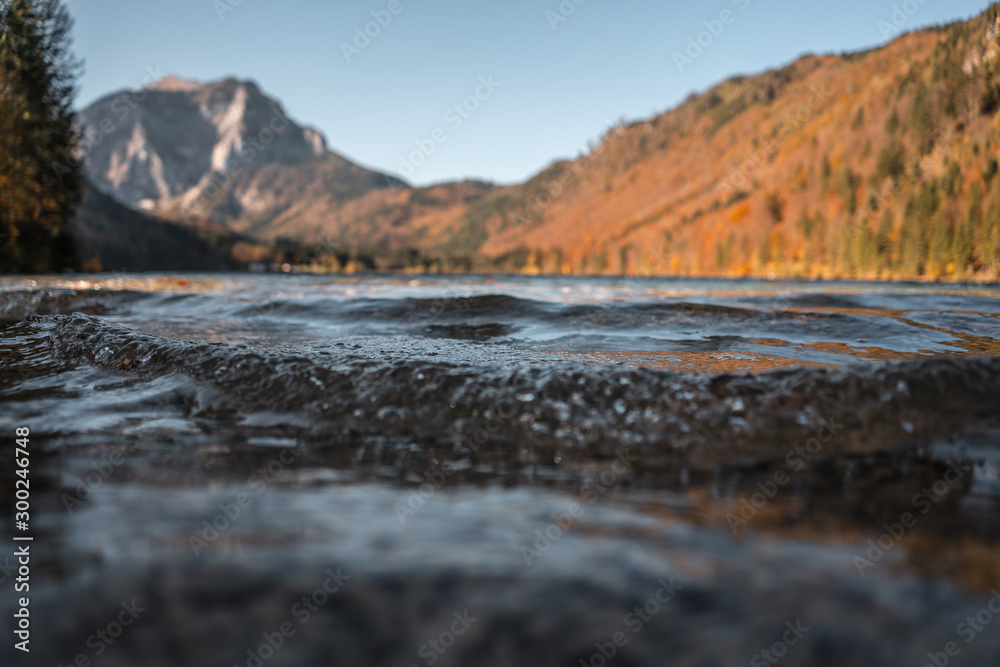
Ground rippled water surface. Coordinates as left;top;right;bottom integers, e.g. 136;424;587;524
2;274;1000;667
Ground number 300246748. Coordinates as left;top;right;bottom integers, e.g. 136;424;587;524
15;427;30;526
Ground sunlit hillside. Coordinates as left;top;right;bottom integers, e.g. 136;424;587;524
448;5;1000;281
71;3;1000;281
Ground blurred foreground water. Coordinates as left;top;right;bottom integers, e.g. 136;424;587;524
2;274;1000;666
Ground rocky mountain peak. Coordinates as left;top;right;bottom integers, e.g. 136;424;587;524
146;75;203;92
77;76;329;211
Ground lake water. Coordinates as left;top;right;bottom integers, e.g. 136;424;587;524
2;274;1000;666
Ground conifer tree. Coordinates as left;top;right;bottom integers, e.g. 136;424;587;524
876;209;894;272
951;219;974;273
980;184;1000;274
0;0;81;272
912;82;936;156
928;214;953;278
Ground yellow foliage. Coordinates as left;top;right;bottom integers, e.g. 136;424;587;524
727;202;751;223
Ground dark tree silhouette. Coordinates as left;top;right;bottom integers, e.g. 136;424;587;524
1;0;82;272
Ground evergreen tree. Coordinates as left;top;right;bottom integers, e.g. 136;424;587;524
840;225;855;276
897;215;926;277
980;184;1000;274
874;140;907;183
876;209;894;272
951;219;974;273
942;161;962;198
844;223;872;278
967;181;984;225
897;183;940;277
928;214;953;278
0;0;81;273
825;221;844;274
756;235;770;269
772;229;786;269
912;82;936;156
885;108;900;135
857;223;878;277
852;107;865;130
797;211;818;240
820;155;832;192
765;191;785;223
715;238;727;272
837;169;862;216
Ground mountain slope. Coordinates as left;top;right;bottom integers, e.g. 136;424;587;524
77;5;1000;280
77;76;498;252
78;76;332;208
71;182;240;272
446;5;1000;280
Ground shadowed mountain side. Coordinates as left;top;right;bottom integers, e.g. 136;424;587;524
71;183;240;272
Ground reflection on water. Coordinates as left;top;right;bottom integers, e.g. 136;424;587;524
550;349;833;372
2;274;1000;666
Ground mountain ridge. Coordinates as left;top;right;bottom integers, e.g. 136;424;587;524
78;75;340;210
76;5;1000;280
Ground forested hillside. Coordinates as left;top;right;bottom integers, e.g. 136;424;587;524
10;2;1000;280
450;4;1000;281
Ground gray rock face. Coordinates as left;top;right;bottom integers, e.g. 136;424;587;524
76;75;328;211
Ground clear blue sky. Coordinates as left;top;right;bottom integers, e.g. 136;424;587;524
65;0;992;187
